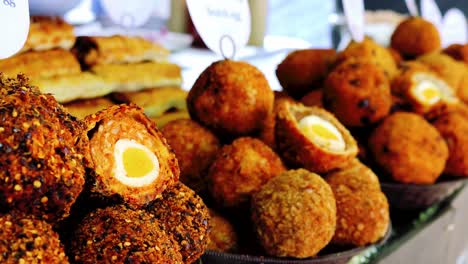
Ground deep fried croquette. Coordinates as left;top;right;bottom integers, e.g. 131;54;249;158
251;169;336;258
81;104;179;207
391;17;441;58
161;119;220;195
369;112;448;184
326;184;389;246
0;212;69;264
324;59;392;127
146;183;210;264
276;49;336;99
300;89;323;108
326;159;381;192
187;60;274;139
388;47;403;65
325;160;389;246
208;137;286;208
433;112;468;177
335;37;398;79
207;209;238;253
417;53;468;103
275;100;358;173
70;205;183;264
391;62;459;115
443;44;468;64
0;74;85;222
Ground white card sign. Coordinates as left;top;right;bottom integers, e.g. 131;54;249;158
0;0;30;59
405;0;419;16
441;8;467;47
186;0;251;58
99;0;157;28
342;0;365;42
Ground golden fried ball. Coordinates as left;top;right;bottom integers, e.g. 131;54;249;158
326;159;381;192
391;17;441;58
275;100;358;173
388;47;403;65
327;185;389;246
70;205;183;264
208;137;286;208
417;53;468;104
0;212;69;263
443;44;468;64
251;169;336;258
146;183;210;264
0;75;85;223
391;61;459;116
433;112;468;177
324;59;392;127
369;112;448;184
162;119;221;195
207;209;238;253
335;37;398;79
276;49;336;99
187;60;274;139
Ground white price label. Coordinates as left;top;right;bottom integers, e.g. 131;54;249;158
405;0;419;16
99;0;157;28
421;0;443;30
186;0;251;58
0;0;29;59
342;0;365;42
441;8;467;47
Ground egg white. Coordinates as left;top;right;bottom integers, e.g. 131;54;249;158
298;115;346;152
411;73;458;106
113;138;160;188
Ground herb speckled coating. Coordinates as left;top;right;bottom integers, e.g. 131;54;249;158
0;212;69;264
251;169;336;258
0;74;85;223
70;204;183;264
146;182;209;264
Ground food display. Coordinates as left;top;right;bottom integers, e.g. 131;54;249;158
1;7;468;264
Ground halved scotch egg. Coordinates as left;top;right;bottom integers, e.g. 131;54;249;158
275;100;358;173
81;104;179;207
392;62;459;115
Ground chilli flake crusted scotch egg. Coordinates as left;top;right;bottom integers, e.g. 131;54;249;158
275;100;358;174
81;104;179;207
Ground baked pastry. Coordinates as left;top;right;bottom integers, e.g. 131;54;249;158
152;111;190;127
0;49;81;80
64;97;115;119
275;100;358;173
91;62;182;92
73;35;169;68
111;86;187;117
33;72;116;103
20;16;75;53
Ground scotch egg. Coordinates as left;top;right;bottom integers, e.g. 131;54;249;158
275;100;358;173
392;64;459;115
82;104;179;207
298;115;346;152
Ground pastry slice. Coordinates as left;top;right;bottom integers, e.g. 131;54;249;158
153;111;190;128
111;86;187;117
33;72;116;103
275;100;358;173
0;49;81;80
91;62;182;93
20;16;75;53
64;97;115;120
73;35;169;67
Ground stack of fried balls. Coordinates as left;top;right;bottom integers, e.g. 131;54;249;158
0;74;209;263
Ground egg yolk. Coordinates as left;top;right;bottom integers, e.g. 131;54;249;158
301;124;340;141
421;87;440;102
122;147;155;178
